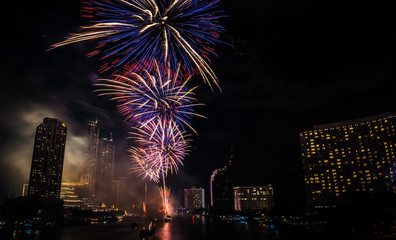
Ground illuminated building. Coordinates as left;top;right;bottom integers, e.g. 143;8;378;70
60;182;85;208
81;120;99;197
96;134;116;205
28;117;67;199
210;146;234;210
233;185;274;212
99;134;115;183
184;187;205;211
210;170;218;206
300;113;396;207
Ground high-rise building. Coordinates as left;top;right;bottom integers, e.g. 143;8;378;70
28;117;67;199
99;134;115;183
233;185;274;212
210;146;234;210
97;134;116;205
184;187;205;211
81;120;99;197
300;113;396;207
112;177;127;209
210;170;217;206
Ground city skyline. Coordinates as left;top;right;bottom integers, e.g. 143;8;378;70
1;0;396;209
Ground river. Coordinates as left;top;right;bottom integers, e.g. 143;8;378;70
1;216;280;240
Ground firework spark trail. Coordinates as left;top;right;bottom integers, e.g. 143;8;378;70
130;119;190;177
129;119;188;215
95;60;206;134
129;144;170;215
158;185;170;215
50;0;228;88
129;146;161;182
98;61;197;215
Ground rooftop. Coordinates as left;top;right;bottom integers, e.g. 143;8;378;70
312;112;394;130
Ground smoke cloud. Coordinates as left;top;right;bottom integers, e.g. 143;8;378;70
0;102;86;201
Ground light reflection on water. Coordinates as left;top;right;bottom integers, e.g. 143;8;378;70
10;229;43;240
156;222;171;240
1;216;277;240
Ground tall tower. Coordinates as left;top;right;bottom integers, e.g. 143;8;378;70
81;120;99;197
28;117;67;199
99;133;115;184
97;133;116;205
210;145;234;210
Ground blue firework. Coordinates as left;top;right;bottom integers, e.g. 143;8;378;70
51;0;227;88
95;60;206;134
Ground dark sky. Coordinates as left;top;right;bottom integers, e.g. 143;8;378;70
1;0;396;207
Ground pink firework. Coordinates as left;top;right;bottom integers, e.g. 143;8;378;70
95;60;206;135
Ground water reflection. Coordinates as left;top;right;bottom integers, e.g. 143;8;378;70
1;216;277;240
11;229;42;240
191;215;207;235
158;222;171;240
192;215;205;224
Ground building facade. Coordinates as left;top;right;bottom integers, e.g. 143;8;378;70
81;120;99;197
210;146;234;210
96;134;116;205
99;134;115;184
112;177;127;209
28;117;67;199
233;185;274;212
60;182;85;208
184;187;205;211
300;113;396;207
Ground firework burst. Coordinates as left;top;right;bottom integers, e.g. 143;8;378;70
128;120;187;216
130;119;190;177
129;146;161;182
50;0;227;88
95;60;206;134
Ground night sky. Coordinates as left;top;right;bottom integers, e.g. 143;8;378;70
1;0;396;207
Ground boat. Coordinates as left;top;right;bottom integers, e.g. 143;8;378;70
164;215;172;222
139;221;156;237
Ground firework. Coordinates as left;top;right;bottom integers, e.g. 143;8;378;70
158;185;171;215
129;120;187;216
129;146;161;182
95;60;206;134
130;119;190;177
50;0;227;88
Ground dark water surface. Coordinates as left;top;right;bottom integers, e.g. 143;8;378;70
1;217;280;240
